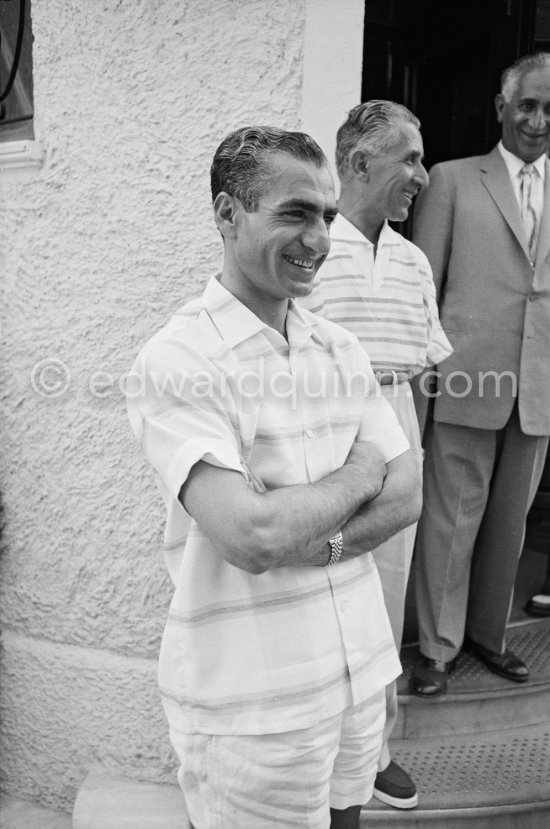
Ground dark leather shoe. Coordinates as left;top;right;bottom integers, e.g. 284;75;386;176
525;593;550;617
410;654;456;697
373;760;418;809
463;637;529;682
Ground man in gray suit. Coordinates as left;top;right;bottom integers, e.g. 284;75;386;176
411;52;550;696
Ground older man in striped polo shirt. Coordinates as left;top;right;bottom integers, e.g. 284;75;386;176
128;126;421;828
301;101;452;811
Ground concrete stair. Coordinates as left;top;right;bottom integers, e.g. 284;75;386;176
72;619;550;829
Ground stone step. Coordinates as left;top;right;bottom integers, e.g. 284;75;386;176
72;770;190;829
0;795;72;829
362;721;550;828
395;618;550;739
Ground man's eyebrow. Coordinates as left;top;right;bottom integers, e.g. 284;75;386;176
517;96;548;105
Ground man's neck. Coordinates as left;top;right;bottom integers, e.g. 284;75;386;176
337;192;384;247
257;305;288;339
499;139;547;168
219;270;289;338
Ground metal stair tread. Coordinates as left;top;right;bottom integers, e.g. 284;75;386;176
362;721;550;821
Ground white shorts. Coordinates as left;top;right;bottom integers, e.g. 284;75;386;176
170;688;385;829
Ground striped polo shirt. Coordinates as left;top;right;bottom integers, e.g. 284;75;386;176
127;276;408;736
301;214;452;374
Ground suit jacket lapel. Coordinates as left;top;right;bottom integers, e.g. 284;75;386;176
479;146;530;259
535;157;550;268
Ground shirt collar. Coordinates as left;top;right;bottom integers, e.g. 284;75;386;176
202;275;324;349
498;140;546;181
287;301;326;347
330;213;401;248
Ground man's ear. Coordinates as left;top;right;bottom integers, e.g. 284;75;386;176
495;93;505;124
349;149;370;180
213;192;240;239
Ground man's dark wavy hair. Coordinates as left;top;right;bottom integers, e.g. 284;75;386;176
335;100;420;180
210;126;328;212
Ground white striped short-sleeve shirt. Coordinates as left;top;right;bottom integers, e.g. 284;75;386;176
301;214;452;374
127;276;408;736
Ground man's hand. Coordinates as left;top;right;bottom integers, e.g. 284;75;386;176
340;450;422;557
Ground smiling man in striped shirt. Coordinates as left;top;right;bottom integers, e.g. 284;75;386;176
128;126;422;828
300;101;452;811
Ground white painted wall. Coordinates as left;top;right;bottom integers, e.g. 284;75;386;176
0;0;364;812
302;0;365;184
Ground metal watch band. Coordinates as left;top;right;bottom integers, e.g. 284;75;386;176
327;530;343;566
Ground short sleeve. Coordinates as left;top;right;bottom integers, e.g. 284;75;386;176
127;337;246;503
352;346;410;462
420;253;453;368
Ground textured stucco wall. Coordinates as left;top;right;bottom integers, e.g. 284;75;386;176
0;0;305;811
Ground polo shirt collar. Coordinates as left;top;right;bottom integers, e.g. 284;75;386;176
202;275;324;348
286;300;326;348
330;213;401;248
377;220;403;248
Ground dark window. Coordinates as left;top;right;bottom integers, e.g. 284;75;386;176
0;0;33;143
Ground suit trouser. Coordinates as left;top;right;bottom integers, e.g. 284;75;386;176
415;405;548;663
371;383;422;771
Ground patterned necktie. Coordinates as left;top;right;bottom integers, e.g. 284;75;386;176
519;163;538;262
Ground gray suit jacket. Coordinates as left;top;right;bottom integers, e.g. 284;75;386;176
412;145;550;436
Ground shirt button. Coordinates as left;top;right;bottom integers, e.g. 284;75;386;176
305;429;315;438
528;293;536;301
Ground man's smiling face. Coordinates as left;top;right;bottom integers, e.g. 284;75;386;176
230;152;337;306
496;66;550;163
363;121;429;225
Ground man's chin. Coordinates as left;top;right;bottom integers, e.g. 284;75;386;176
388;207;410;223
520;148;546;163
291;281;315;298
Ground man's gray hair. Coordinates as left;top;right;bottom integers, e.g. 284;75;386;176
335;100;420;180
211;126;328;212
501;52;550;102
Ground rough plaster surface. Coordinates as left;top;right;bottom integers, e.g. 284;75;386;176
0;0;305;810
0;631;175;812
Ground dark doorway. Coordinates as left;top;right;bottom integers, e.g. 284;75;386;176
361;0;548;168
362;0;550;621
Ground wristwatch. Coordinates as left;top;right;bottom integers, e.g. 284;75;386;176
327;531;343;566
